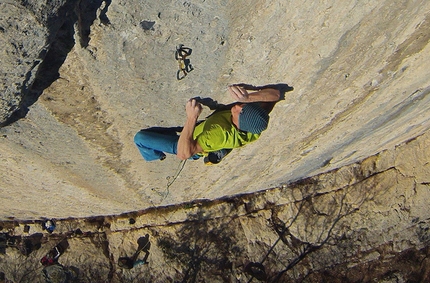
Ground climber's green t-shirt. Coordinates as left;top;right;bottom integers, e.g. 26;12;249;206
193;110;260;153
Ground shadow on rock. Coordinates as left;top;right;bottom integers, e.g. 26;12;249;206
118;234;151;269
3;0;112;127
157;210;243;282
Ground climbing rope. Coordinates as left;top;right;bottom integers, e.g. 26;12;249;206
156;159;187;202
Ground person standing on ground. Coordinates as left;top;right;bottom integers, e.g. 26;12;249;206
134;84;280;163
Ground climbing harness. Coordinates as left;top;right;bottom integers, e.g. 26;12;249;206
175;44;194;80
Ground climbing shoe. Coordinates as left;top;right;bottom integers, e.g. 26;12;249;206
204;149;232;165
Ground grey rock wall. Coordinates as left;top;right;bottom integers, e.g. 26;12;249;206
1;0;430;279
0;0;78;125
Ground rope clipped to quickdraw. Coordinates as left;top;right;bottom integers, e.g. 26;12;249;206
175;44;194;80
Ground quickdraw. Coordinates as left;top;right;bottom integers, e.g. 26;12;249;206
175;44;194;80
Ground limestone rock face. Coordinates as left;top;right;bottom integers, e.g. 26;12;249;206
1;1;430;276
1;0;430;220
0;0;77;125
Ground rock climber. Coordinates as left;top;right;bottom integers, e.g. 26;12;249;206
134;84;281;164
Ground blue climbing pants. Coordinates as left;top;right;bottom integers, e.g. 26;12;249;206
134;129;201;161
134;130;179;161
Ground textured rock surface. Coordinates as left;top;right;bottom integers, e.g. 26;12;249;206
0;0;76;125
1;0;430;219
1;0;430;281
